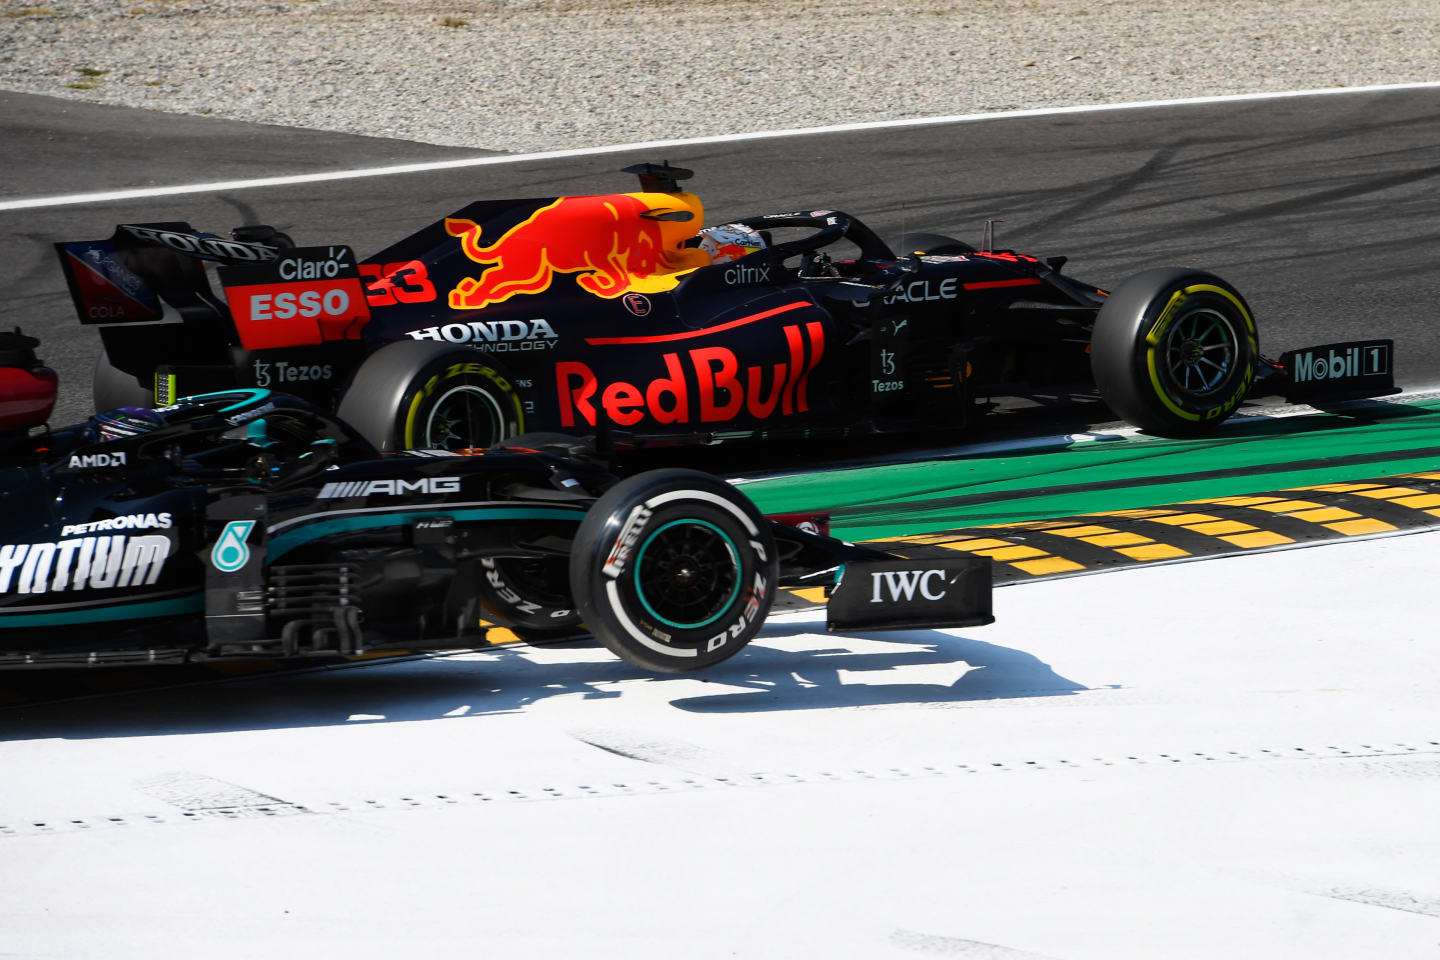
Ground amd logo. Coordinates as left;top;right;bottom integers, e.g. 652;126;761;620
68;452;127;469
317;477;462;499
870;569;951;603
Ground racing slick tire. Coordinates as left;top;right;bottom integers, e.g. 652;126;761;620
1090;268;1258;437
93;351;156;412
475;556;586;643
569;469;778;673
892;232;975;256
336;340;524;452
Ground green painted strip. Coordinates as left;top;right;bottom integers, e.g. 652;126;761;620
0;594;203;628
269;506;584;559
746;402;1440;541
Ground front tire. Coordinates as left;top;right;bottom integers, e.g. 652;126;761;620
569;469;777;673
337;341;523;452
1090;268;1257;436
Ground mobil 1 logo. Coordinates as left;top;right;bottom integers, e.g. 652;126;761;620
1281;339;1395;403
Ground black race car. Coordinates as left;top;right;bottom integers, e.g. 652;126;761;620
58;162;1395;454
0;332;991;673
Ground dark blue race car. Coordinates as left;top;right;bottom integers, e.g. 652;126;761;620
57;163;1396;457
0;333;992;673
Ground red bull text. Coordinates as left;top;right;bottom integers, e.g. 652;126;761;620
556;322;825;427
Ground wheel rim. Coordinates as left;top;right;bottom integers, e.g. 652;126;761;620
633;519;741;631
425;385;504;450
1161;307;1238;399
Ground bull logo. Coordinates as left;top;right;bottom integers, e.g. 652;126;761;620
445;194;711;310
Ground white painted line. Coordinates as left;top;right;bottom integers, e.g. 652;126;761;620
6;81;1440;212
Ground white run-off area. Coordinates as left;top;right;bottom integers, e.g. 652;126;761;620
2;530;1437;958
2;0;1439;152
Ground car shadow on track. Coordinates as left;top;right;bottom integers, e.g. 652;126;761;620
0;624;1087;741
664;622;1089;713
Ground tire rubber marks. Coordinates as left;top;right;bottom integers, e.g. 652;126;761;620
9;739;1437;839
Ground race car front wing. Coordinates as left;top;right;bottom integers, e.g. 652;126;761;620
827;556;994;632
1265;338;1397;405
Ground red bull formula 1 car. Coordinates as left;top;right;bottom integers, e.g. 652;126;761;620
58;162;1396;455
0;331;991;673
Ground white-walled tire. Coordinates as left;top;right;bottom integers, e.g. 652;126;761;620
569;469;777;673
475;557;584;643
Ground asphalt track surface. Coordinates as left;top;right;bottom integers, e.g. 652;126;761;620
3;86;1439;431
5;532;1440;959
5;92;1440;958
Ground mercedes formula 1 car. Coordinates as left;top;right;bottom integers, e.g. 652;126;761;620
0;332;991;673
58;162;1396;454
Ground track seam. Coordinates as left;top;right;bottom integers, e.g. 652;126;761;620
5;739;1433;839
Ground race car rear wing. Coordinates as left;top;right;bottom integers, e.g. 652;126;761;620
53;222;284;327
56;223;246;326
55;223;371;354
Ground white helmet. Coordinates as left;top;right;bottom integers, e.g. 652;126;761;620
697;223;766;264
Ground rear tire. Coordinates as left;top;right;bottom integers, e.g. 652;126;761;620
569;469;777;673
475;557;585;643
1090;268;1257;436
337;341;523;452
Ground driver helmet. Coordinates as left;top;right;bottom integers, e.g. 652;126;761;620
697;223;765;265
88;406;167;442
